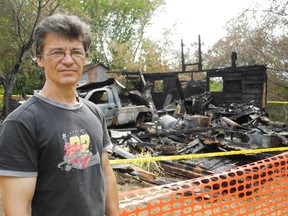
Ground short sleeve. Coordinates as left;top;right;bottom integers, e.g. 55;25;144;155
0;120;38;177
94;105;112;151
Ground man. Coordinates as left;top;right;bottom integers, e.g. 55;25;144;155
0;14;119;216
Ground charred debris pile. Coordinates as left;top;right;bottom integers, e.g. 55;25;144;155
78;64;287;185
109;93;288;185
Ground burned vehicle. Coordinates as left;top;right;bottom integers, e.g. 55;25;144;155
77;78;154;127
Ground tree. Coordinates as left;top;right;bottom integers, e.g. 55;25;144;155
81;0;165;70
202;0;288;121
203;0;287;68
0;0;66;117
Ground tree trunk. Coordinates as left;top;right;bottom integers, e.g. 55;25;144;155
2;64;20;117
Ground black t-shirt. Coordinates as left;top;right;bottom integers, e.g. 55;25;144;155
0;94;112;216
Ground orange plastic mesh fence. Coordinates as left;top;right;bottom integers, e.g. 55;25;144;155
119;152;288;216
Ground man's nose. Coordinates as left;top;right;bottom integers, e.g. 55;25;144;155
62;52;74;63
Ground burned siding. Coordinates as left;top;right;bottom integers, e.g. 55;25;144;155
207;65;267;108
143;65;267;110
143;73;182;109
105;65;267;110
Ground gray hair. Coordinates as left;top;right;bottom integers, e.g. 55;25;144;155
33;14;92;56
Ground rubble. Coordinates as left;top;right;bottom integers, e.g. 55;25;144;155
110;95;288;186
78;64;285;187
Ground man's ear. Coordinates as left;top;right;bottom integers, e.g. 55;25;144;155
37;56;44;68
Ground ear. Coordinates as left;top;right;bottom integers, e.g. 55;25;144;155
37;56;44;68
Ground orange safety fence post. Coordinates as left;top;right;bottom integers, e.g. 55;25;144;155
119;152;288;216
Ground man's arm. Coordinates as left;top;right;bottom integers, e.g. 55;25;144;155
102;152;119;216
0;176;36;216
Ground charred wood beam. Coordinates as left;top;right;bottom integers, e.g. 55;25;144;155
125;133;155;153
160;161;213;179
166;134;188;143
178;139;205;154
138;127;225;139
215;138;252;150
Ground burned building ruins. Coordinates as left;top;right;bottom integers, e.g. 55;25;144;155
79;45;287;186
89;63;288;186
107;64;267;111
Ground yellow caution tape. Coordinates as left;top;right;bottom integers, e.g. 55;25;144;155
110;146;288;164
267;101;288;104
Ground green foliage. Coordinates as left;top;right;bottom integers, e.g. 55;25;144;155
210;82;221;92
80;0;165;70
14;67;44;95
209;79;223;92
0;1;18;73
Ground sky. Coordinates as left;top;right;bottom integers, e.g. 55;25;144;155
147;0;255;50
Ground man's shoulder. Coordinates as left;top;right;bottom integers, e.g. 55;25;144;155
4;96;39;122
80;98;102;116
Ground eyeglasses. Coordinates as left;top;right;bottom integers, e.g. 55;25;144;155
43;50;86;61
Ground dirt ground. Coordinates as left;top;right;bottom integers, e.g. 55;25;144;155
116;170;155;193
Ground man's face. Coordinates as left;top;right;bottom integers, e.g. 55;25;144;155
37;33;87;88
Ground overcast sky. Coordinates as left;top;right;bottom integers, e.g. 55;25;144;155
147;0;255;50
